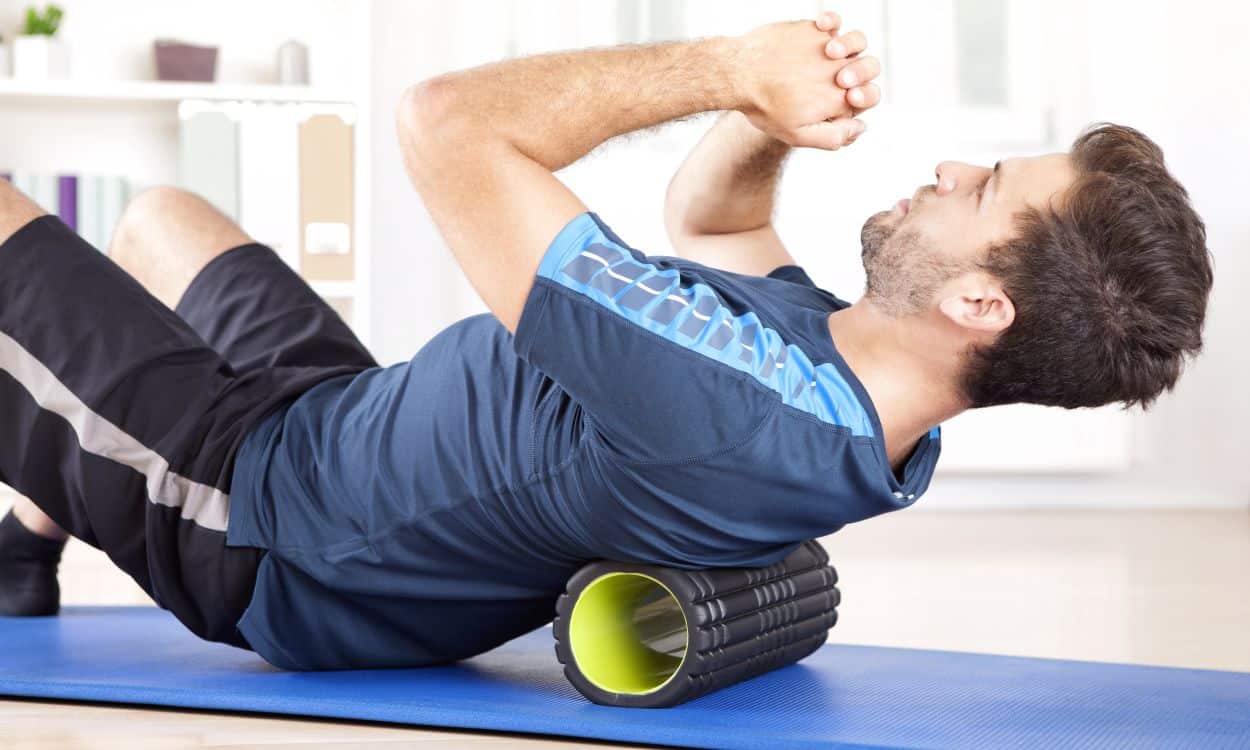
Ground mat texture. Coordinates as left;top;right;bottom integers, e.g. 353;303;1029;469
2;607;1249;749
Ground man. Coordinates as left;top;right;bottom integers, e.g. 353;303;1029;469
0;14;1211;670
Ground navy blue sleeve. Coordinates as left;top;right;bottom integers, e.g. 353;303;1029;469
515;213;834;462
766;264;846;312
766;264;819;287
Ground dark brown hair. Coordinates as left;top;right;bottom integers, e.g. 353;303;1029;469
962;123;1213;409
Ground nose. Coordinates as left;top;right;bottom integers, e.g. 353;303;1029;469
934;161;991;196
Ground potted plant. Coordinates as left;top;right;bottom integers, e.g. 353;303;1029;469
13;4;67;80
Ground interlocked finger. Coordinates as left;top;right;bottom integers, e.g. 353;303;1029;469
847;82;881;113
825;30;867;60
836;55;880;88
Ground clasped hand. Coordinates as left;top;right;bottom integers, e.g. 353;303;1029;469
735;11;881;150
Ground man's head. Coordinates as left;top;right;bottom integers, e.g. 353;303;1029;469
859;123;1213;410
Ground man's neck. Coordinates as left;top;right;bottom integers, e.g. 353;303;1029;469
826;300;968;470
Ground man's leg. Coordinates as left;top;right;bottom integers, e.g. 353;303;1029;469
2;183;375;624
9;500;66;541
0;188;64;614
0;180;44;241
0;178;277;643
0;186;247;615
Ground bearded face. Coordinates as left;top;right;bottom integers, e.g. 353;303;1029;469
859;194;971;317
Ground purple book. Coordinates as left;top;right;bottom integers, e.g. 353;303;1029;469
58;175;78;231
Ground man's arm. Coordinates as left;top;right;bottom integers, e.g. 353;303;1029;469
397;20;858;332
664;23;880;276
663;112;799;276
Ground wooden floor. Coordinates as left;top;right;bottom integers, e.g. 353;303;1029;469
2;507;1248;748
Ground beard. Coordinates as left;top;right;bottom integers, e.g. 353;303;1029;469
859;210;967;317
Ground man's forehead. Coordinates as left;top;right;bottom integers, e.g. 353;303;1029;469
1000;152;1070;177
999;152;1075;209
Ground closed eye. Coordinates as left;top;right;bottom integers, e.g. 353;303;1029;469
978;160;1002;209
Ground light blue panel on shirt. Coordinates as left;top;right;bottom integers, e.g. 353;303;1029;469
536;214;876;438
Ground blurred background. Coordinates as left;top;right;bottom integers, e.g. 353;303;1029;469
0;0;1246;671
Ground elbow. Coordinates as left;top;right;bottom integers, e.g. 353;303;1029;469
396;77;486;180
396;78;457;159
665;179;722;242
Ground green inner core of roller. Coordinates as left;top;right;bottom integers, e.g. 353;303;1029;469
569;572;689;695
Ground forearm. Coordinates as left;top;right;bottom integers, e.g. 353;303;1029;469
414;38;746;172
665;111;791;237
397;37;757;330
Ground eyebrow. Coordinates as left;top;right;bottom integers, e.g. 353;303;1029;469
990;160;1003;200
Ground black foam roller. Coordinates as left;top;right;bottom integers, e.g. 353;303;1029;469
553;540;839;707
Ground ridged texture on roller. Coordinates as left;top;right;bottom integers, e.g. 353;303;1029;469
554;540;840;708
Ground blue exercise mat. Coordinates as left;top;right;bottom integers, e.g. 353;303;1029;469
2;607;1249;749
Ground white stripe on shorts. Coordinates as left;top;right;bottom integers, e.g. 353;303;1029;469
0;329;230;532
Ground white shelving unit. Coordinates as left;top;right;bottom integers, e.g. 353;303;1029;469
0;76;371;345
0;78;355;105
0;0;375;348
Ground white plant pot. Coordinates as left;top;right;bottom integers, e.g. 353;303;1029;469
0;43;10;78
12;35;68;80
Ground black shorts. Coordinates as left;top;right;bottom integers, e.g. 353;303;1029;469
0;216;375;647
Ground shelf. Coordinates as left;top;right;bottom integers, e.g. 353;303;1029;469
0;78;356;105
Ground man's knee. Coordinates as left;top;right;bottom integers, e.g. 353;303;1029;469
115;185;194;231
110;186;251;308
113;186;241;250
0;175;48;245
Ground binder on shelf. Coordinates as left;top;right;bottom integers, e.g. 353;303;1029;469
76;175;101;249
1;171;128;251
178;109;240;221
57;176;77;231
298;113;355;281
10;171;57;215
238;105;301;271
76;175;130;252
98;176;130;251
32;174;56;213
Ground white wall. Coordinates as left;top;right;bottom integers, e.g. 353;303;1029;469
367;1;488;362
363;1;1250;509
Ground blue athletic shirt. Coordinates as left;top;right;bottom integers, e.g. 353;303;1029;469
226;212;942;670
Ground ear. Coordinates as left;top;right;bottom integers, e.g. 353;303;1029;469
937;273;1015;334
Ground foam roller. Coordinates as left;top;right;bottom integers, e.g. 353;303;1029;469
553;540;839;708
